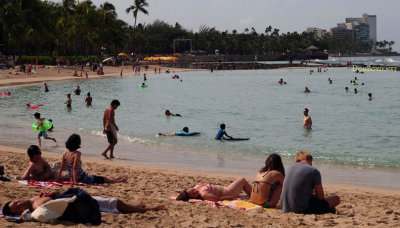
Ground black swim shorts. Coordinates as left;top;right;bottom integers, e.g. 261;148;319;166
304;197;330;214
105;130;117;144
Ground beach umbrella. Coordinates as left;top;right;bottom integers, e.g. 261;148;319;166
118;53;128;56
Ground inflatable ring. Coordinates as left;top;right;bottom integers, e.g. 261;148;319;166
138;84;148;88
31;120;53;132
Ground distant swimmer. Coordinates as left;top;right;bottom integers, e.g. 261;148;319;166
44;82;49;92
165;109;181;117
303;108;312;129
85;92;92;106
368;93;372;100
158;127;200;136
74;85;81;95
215;123;233;140
354;88;358;94
345;87;349;92
102;100;120;159
354;76;358;81
278;78;284;84
144;74;147;81
65;93;72;108
27;103;44;109
304;87;311;93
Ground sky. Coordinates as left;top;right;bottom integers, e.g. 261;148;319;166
58;0;400;51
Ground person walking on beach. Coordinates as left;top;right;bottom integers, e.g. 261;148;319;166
280;150;340;214
102;100;120;159
303;108;312;129
34;112;56;147
85;92;92;106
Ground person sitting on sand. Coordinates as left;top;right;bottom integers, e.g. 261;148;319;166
2;188;164;223
304;87;311;93
280;150;340;214
176;178;251;202
56;134;128;185
158;127;199;136
215;123;233;140
21;145;52;181
251;154;285;208
73;71;78;76
165;109;181;117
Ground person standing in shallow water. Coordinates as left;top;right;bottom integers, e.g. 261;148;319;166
102;100;120;159
85;92;92;106
303;108;312;129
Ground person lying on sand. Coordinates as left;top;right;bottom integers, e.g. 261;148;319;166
158;127;199;136
21;145;52;181
56;134;128;185
2;188;164;223
176;178;251;202
251;154;285;208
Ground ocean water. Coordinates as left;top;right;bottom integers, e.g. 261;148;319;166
1;68;400;188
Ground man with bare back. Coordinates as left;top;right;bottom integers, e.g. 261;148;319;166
102;100;120;159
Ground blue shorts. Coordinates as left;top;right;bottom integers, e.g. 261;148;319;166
38;131;48;137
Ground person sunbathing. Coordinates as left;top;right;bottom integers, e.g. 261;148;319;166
21;145;52;181
176;178;251;202
251;153;285;208
2;188;164;223
56;134;128;185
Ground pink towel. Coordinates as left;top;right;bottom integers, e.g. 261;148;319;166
170;196;245;210
18;180;102;188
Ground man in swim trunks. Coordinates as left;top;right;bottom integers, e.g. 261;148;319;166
34;112;56;147
2;188;164;221
303;108;312;129
102;100;120;159
280;151;340;214
74;86;81;95
215;123;233;140
85;92;92;106
65;94;72;108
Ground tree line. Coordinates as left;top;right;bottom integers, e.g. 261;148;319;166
0;0;393;64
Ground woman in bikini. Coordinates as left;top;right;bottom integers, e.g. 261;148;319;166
56;134;127;185
176;178;251;202
251;153;285;208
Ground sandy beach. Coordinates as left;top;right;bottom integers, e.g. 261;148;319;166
0;64;201;88
1;65;400;227
0;145;400;227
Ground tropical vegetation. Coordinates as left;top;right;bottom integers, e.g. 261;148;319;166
0;0;395;64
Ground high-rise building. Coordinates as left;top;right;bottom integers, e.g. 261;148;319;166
306;27;328;39
363;14;377;43
330;24;354;40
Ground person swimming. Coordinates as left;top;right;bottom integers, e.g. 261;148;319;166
304;87;311;93
158;127;199;136
165;110;181;117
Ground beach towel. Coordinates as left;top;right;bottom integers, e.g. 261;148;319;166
0;210;25;222
18;180;102;188
222;200;275;211
170;196;245;210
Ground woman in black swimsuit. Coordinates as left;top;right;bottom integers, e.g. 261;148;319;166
251;154;285;208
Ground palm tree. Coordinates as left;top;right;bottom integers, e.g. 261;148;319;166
126;0;149;56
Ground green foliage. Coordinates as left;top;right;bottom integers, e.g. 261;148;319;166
0;0;368;63
17;55;99;65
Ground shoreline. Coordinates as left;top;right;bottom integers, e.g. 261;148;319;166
1;144;400;227
1;66;400;192
1;143;399;196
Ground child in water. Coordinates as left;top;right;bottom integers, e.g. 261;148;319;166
34;112;56;147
